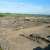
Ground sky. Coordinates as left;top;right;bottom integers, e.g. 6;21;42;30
0;0;50;14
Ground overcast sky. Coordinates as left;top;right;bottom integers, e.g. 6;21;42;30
0;0;50;14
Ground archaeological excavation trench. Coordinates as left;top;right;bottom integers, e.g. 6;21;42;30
0;17;50;50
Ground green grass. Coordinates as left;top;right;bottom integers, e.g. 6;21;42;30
0;13;50;17
0;48;2;50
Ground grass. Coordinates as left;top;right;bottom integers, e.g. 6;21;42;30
0;13;50;17
0;48;2;50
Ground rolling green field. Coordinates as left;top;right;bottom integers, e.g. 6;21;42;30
0;13;50;17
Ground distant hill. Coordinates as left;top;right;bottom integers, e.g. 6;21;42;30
0;13;50;17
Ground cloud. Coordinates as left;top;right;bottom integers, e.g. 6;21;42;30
0;0;17;13
0;0;50;14
15;3;44;14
